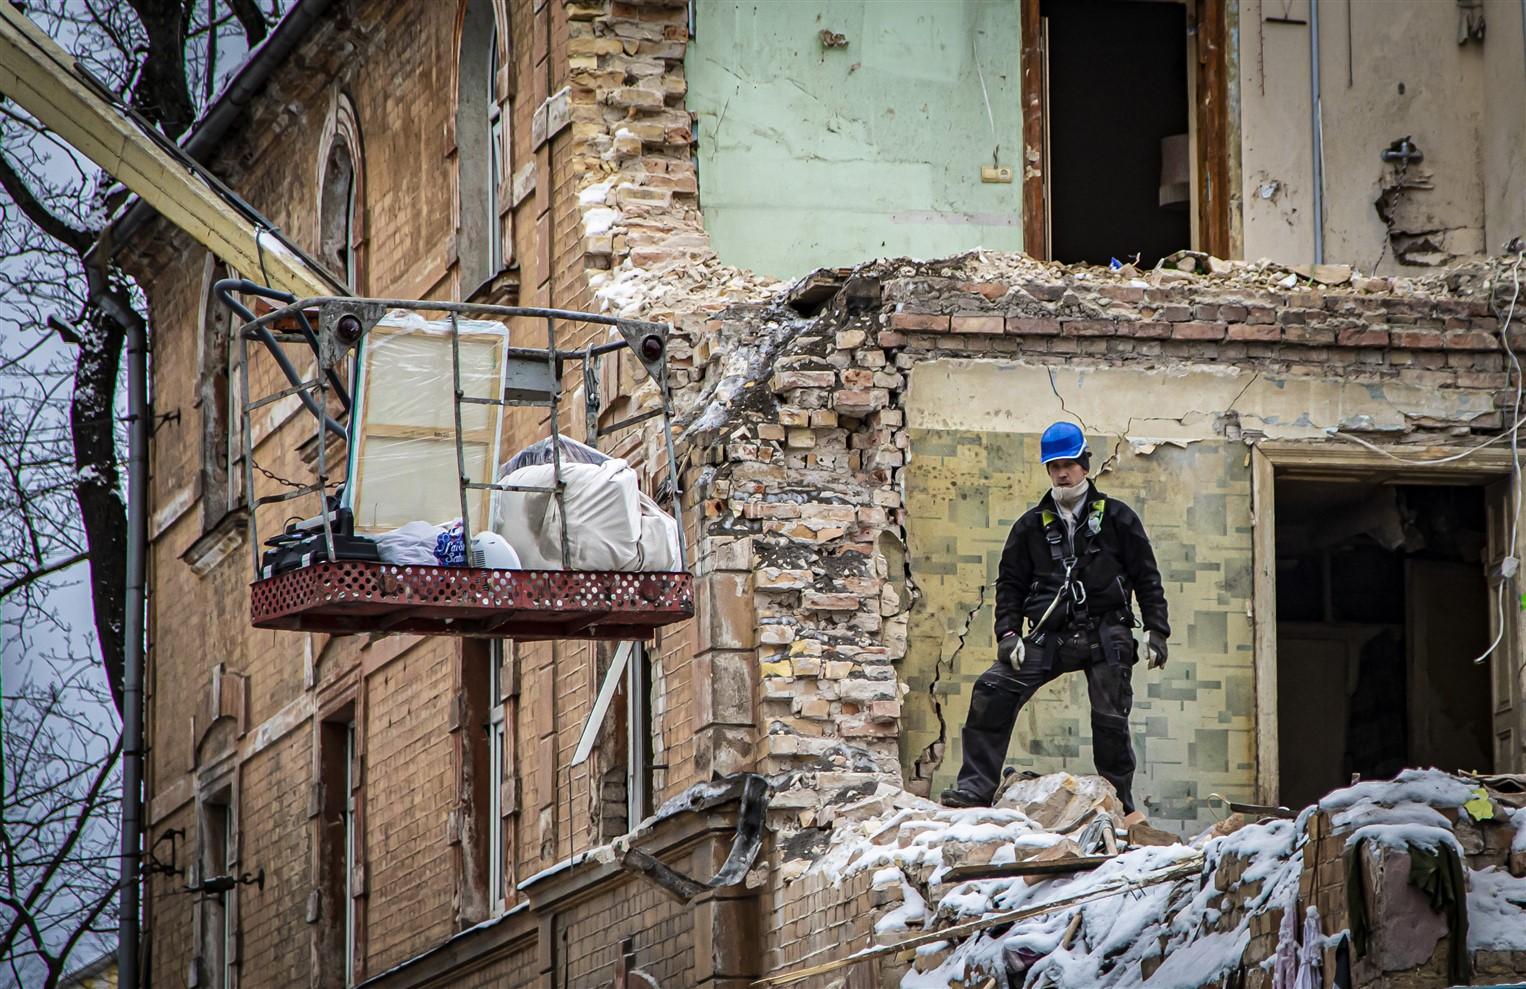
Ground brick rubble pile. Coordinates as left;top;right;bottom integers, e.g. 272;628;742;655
789;770;1526;989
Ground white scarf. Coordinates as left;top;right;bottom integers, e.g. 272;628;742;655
1050;480;1088;527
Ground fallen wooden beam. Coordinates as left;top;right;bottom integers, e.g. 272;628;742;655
752;856;1205;987
941;855;1115;884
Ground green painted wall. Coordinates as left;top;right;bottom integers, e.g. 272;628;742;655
687;0;1024;279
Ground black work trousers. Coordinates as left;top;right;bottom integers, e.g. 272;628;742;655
954;623;1137;811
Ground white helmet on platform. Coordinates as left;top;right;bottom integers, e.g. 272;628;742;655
470;531;522;569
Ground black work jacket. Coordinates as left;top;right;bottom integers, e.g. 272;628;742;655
993;482;1170;641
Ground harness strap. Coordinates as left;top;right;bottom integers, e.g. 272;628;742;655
1034;498;1110;635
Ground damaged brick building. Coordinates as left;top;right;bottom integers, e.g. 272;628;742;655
94;0;1526;988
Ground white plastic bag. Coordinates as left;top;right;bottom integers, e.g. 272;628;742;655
637;493;682;571
374;521;444;566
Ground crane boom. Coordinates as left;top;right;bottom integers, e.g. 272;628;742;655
0;3;340;298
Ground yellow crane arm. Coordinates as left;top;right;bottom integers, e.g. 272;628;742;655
0;3;340;298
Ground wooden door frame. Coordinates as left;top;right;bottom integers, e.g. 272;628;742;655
1250;442;1517;805
1020;0;1232;261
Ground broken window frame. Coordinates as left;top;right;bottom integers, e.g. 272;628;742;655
488;24;504;276
315;711;360;987
318;96;365;293
455;0;508;293
486;641;506;912
342;721;356;986
626;641;654;828
1019;0;1233;262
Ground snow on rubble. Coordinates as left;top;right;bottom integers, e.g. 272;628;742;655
792;769;1526;988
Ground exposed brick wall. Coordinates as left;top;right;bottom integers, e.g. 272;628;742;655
564;0;706;294
558;878;694;985
363;642;459;973
237;731;312;987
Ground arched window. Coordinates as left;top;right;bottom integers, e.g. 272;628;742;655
197;255;241;525
458;0;506;290
318;96;364;291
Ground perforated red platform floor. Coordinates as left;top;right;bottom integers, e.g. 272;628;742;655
250;561;694;640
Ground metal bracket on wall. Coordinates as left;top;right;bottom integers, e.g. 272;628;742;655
613;773;770;903
316;299;387;369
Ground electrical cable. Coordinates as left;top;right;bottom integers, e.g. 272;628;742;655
218;276;350;411
213;279;348;441
971;29;999;168
1328;252;1525;665
1472;250;1524;665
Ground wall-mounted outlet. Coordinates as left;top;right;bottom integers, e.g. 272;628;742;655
981;165;1014;184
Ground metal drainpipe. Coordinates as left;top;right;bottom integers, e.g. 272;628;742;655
1310;0;1325;264
89;263;148;989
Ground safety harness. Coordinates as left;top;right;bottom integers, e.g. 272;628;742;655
1032;498;1107;632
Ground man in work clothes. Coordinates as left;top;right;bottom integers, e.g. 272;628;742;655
940;421;1170;813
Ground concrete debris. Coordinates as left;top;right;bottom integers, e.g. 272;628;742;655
995;771;1125;833
785;769;1526;988
592;253;787;324
915;247;1503;301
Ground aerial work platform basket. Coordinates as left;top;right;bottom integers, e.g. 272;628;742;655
249;562;692;640
224;286;693;640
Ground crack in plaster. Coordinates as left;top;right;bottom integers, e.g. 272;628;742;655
912;582;987;788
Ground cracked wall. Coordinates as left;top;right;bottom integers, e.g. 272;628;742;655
685;0;1023;278
1240;0;1504;271
900;360;1500;832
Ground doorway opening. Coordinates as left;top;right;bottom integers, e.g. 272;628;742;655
1273;478;1494;809
1036;0;1192;268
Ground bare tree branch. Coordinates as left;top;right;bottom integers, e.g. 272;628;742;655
227;0;269;45
0;155;90;255
1;554;88;601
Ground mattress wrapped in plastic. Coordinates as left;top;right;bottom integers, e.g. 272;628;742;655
491;439;680;572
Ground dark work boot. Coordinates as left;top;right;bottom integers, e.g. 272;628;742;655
939;786;991;808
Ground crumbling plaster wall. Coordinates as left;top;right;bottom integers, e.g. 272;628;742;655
1482;0;1526;253
901;362;1495;832
1239;0;1500;272
684;0;1023;278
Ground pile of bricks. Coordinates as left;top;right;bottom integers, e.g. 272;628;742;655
1299;796;1526;987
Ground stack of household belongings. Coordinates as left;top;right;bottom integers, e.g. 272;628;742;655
491;437;680;571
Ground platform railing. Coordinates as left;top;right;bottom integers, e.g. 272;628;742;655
229;294;683;581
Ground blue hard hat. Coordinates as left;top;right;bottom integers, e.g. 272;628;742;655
1040;421;1087;464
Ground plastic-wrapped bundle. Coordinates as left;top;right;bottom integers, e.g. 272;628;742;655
493;460;640;570
491;444;681;571
499;436;610;475
374;521;441;566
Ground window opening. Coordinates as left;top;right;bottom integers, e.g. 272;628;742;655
342;721;356;986
199;258;242;520
317;716;357;987
1033;0;1192;267
626;642;653;827
199;797;234;988
488;26;503;275
457;0;505;289
321;143;359;291
486;643;506;911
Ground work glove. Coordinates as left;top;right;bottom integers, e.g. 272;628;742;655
997;633;1024;670
1146;630;1168;670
